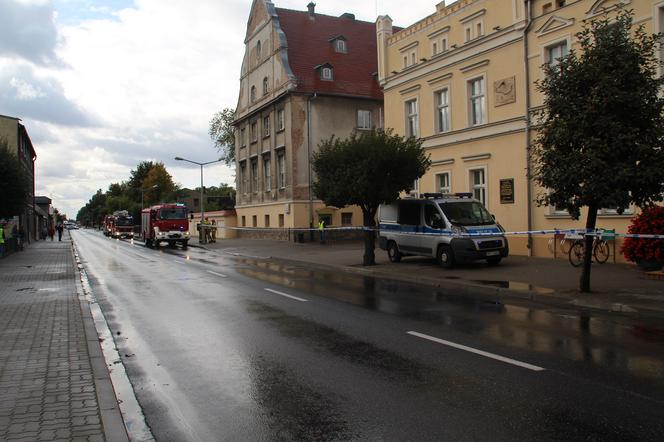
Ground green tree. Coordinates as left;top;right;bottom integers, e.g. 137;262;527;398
532;9;664;292
0;138;31;219
142;162;178;205
127;161;155;204
313;129;430;266
209;108;236;166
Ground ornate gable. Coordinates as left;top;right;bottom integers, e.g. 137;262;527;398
245;0;270;42
536;15;575;37
585;0;631;18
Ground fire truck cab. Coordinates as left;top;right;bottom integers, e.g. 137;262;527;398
111;210;135;239
103;215;114;237
141;203;190;249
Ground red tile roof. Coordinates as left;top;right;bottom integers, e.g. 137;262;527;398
275;8;382;100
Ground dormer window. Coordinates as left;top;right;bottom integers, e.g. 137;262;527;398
330;36;347;53
315;63;334;81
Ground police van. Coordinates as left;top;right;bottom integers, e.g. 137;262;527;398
378;193;508;268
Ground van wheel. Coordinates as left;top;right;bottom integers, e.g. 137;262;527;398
487;257;502;266
387;241;402;263
437;245;455;269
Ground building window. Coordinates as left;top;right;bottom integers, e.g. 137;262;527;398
476;22;483;38
547;41;568;68
277;109;285;131
250;86;256;102
252;215;257;227
263;77;268;95
251;159;258;193
410;52;416;65
437;172;451;194
279;213;284;227
251;121;258;142
403;55;408;68
341;212;353;226
240;162;247;194
469;168;486;205
441;37;448;52
277;152;286;188
468;77;486;126
432;41;438;56
334;39;347;53
321;67;333;80
265;215;270;227
357;110;371;130
263;116;270;137
263;157;271;191
405;99;418;138
240;127;246;147
435;88;450;133
465;26;472;42
241;216;246;227
256;40;262;60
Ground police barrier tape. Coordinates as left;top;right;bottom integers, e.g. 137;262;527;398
209;225;664;239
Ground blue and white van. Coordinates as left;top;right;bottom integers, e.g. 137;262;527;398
378;193;508;268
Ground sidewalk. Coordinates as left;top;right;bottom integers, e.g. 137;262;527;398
0;239;127;441
192;237;664;319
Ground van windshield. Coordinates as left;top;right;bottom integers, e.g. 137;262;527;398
439;201;494;226
160;208;187;220
116;216;133;226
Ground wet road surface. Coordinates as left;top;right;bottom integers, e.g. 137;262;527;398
72;229;664;441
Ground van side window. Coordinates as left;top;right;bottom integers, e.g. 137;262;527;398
398;201;420;225
424;204;444;229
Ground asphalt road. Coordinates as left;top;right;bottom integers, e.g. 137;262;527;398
72;229;664;441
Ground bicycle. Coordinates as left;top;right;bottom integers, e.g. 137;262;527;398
568;230;613;267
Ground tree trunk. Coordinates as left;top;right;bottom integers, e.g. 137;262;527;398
580;204;598;293
362;209;376;266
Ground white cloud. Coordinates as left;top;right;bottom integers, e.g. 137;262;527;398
5;0;438;218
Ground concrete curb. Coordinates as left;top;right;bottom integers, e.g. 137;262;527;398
70;243;130;442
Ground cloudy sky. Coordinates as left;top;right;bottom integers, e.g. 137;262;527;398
1;0;438;218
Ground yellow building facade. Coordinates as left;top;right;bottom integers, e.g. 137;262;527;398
378;0;663;261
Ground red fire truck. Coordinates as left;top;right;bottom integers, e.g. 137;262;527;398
141;203;190;248
110;210;135;239
103;215;114;237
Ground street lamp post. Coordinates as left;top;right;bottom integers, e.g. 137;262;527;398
140;184;158;210
174;156;222;244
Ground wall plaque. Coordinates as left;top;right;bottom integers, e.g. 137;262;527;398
500;178;515;204
494;76;516;106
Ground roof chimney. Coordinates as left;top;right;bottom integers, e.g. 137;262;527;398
307;2;315;18
340;13;355;20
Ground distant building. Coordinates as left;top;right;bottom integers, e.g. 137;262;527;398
177;188;235;214
233;1;384;236
34;196;53;238
0;114;37;243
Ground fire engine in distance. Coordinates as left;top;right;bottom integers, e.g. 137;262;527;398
141;203;190;249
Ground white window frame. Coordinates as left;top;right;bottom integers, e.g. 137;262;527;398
468;167;487;207
251;121;258;142
405;98;419;138
546;40;568;68
250;86;256;102
464;26;472;42
403;55;408;68
435;88;450;133
467;75;487;126
277;151;286;189
432;41;438;56
476;21;484;38
335;39;346;53
263;115;270;138
277;109;285;131
251;159;258;194
341;212;353;226
435;171;452;194
441;36;448;52
263;157;271;191
357;110;372;130
321;67;333;80
263;77;268;95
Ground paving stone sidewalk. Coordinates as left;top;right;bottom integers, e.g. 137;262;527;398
0;239;127;442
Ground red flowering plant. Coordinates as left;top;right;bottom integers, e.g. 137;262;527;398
621;206;664;263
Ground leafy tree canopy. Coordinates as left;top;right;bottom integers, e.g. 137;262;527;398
313;129;430;265
142;162;178;206
209;108;236;166
532;8;664;291
0;138;31;219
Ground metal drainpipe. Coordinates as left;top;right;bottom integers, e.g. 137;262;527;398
307;93;317;238
523;0;534;256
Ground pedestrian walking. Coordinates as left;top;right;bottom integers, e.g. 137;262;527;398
210;219;217;243
56;223;64;241
318;219;325;244
0;222;5;257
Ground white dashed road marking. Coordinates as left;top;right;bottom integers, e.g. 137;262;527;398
264;288;308;302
